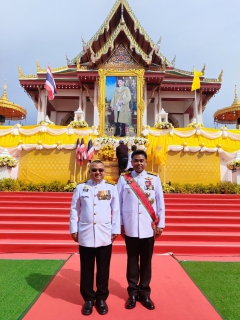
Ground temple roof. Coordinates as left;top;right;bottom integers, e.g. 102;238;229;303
71;0;169;68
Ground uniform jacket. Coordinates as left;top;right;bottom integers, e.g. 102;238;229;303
117;170;165;238
111;86;131;124
70;179;120;247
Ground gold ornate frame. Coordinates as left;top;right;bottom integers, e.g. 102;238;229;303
98;69;145;136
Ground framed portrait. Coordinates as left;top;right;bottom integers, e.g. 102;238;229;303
98;69;145;136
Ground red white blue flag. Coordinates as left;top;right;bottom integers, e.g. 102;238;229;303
76;138;82;166
76;137;87;166
45;66;57;100
87;138;94;161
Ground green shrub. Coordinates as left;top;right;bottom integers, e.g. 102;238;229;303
0;178;240;194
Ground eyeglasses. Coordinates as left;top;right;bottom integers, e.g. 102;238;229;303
91;168;104;172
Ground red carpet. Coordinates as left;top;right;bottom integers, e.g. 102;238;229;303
23;254;221;320
1;192;240;255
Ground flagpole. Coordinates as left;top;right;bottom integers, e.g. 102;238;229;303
195;89;198;123
73;155;77;183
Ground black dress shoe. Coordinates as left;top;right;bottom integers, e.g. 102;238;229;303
96;300;108;315
139;296;155;310
125;295;138;309
82;300;94;315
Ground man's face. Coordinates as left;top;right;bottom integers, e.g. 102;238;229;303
90;162;105;183
118;79;124;87
131;154;147;173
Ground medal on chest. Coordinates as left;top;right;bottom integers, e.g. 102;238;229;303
145;177;154;190
98;190;111;200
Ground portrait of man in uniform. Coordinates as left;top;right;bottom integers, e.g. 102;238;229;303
105;76;137;137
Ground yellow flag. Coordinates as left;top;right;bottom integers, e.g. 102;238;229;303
191;68;203;91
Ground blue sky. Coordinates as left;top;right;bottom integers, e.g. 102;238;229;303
1;0;240;128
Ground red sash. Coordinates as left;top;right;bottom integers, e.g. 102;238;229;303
123;173;159;229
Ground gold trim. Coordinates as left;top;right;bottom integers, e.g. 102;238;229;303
98;68;145;136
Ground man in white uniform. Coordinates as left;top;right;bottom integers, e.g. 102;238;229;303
70;160;120;316
117;150;165;310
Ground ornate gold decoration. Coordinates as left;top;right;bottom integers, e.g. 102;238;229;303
93;24;149;64
105;43;138;66
0;80;27;119
18;66;23;79
88;0;155;49
36;60;41;72
213;85;240;123
218;69;223;82
76;58;80;70
162;57;167;71
98;68;145;136
201;63;206;76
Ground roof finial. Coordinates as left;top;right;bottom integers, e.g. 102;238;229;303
18;66;23;79
66;53;70;64
171;55;176;67
154;36;161;53
81;35;88;51
120;1;125;25
1;80;7;100
201;63;206;76
36;60;41;72
218;69;223;82
233;85;239;104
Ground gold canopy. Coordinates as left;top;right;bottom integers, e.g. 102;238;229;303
214;85;240;128
0;81;27;123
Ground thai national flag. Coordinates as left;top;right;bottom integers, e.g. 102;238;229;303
76;138;82;166
87;138;94;161
45;66;57;100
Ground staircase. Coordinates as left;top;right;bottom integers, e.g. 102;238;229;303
0;192;240;255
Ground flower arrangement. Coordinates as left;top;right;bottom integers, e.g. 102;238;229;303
154;121;173;129
187;122;204;128
124;136;149;150
226;159;240;171
93;137;118;150
162;183;175;193
98;145;115;160
0;155;18;168
69;120;88;128
64;182;77;192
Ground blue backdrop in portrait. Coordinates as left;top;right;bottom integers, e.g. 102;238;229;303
106;76;117;102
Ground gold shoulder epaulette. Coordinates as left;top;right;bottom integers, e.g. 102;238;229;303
146;171;158;176
121;171;128;176
106;180;116;185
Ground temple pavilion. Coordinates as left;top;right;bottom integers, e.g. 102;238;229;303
18;0;222;130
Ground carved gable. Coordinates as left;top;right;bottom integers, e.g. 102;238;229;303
104;43;138;66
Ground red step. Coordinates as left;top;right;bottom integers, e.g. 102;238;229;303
0;192;240;255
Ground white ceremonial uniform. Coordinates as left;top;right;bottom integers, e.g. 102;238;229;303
70;179;120;247
117;170;165;238
126;151;133;170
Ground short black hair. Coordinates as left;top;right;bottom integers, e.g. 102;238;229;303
90;160;104;168
131;149;147;160
131;145;137;151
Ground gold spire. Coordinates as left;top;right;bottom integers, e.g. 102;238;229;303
1;80;7;100
233;85;240;105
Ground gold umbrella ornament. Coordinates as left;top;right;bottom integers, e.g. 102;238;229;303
0;80;27;125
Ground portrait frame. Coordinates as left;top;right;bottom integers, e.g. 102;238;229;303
98;69;145;136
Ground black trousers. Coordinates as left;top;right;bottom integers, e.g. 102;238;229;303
79;244;112;302
125;235;154;297
115;111;125;136
118;157;128;175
